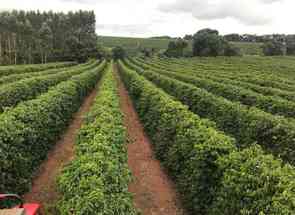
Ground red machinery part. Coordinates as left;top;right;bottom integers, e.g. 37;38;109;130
0;194;41;215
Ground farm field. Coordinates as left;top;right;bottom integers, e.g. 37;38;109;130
123;57;295;163
229;41;264;55
99;35;263;56
98;36;171;55
3;2;294;214
119;58;295;214
0;59;107;193
1;56;295;215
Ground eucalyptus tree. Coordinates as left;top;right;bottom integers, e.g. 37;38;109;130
0;10;98;65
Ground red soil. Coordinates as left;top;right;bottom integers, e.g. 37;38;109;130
114;65;185;215
23;82;101;212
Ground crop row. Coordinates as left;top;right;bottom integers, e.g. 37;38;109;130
0;60;107;194
122;59;295;165
0;61;77;78
118;61;295;214
159;56;295;85
130;58;295;118
0;62;84;86
152;57;295;92
57;63;137;214
0;60;103;113
137;57;295;102
140;57;295;101
139;56;295;92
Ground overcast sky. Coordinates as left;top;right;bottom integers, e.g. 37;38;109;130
1;0;293;37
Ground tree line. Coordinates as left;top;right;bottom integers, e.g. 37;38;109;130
224;33;295;56
164;29;241;58
0;10;98;65
164;29;295;57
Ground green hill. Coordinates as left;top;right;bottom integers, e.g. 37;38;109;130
98;36;172;56
98;36;263;56
231;42;263;56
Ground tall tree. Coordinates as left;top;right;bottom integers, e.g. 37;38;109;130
192;28;241;57
262;41;287;56
0;10;98;65
39;22;53;63
165;39;188;57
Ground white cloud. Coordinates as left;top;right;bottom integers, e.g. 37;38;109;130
97;24;151;36
0;0;293;37
58;0;97;4
158;0;284;26
259;0;282;3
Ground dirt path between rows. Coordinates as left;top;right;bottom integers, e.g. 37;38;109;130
23;82;101;213
114;65;185;215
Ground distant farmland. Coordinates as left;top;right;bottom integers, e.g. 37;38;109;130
230;41;264;55
98;36;171;55
98;35;263;56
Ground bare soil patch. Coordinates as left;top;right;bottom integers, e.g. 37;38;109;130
23;82;101;212
114;65;185;215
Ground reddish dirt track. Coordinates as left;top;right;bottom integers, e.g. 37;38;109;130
23;82;101;212
114;65;185;215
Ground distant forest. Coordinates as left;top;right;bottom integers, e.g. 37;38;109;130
0;10;98;65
